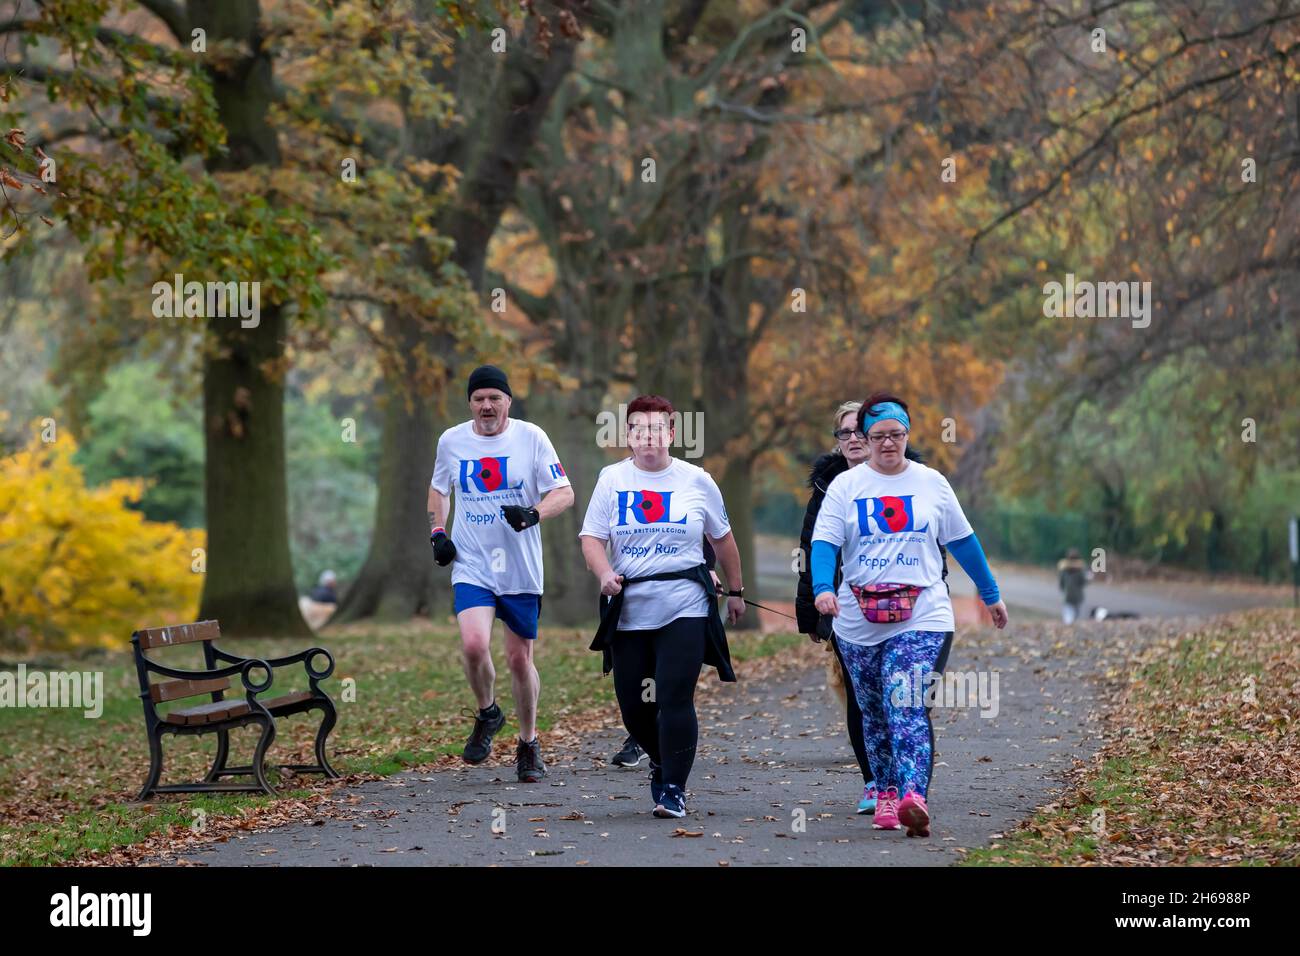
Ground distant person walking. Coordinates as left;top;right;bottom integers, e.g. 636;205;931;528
1057;548;1089;624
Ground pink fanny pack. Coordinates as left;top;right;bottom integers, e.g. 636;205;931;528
849;583;922;624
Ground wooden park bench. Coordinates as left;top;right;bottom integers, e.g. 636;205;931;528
131;620;340;799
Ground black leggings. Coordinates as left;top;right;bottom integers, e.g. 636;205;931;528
610;616;706;789
928;631;954;792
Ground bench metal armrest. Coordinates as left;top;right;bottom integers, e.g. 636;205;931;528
144;658;275;695
213;645;335;683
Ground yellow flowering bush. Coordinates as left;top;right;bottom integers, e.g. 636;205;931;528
0;429;204;651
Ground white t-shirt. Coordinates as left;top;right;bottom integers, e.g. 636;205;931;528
811;460;972;646
430;419;571;595
579;457;730;631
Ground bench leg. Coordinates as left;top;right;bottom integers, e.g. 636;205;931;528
274;700;341;779
137;726;165;800
204;728;231;783
314;699;340;778
251;716;277;795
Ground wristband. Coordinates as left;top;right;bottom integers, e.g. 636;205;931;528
431;526;445;536
727;588;745;597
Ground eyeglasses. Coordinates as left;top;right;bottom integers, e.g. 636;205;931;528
832;428;864;441
867;430;908;445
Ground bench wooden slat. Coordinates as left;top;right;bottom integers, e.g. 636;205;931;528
135;620;221;650
150;677;230;703
164;698;249;725
163;692;314;726
265;691;313;712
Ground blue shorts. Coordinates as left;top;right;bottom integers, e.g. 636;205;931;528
453;583;542;640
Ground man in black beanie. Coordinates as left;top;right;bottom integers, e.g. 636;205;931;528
427;364;574;782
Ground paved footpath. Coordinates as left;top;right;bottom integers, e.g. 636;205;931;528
170;618;1188;867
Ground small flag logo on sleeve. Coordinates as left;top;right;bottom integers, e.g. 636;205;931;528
549;462;566;480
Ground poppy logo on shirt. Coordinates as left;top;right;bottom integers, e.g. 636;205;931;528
615;490;688;526
459;457;525;494
855;495;929;535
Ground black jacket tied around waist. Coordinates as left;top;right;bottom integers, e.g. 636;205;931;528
589;562;736;682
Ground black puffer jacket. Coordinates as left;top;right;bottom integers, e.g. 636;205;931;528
795;452;850;638
794;447;946;638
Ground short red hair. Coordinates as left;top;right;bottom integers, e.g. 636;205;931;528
627;394;675;419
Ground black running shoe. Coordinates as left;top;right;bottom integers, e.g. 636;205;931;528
516;737;547;783
611;735;646;768
462;703;505;765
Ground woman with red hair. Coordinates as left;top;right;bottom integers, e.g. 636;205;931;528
581;395;746;819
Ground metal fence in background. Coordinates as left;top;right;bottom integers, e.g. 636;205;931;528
967;509;1295;583
756;490;1295;583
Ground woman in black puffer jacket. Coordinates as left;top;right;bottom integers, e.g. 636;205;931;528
795;401;942;814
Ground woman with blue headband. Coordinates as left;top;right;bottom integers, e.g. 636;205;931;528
795;400;944;816
810;392;1007;837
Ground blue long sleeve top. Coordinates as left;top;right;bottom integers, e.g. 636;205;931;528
812;533;1000;605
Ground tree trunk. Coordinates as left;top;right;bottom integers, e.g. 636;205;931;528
330;321;449;624
192;0;309;637
701;192;760;630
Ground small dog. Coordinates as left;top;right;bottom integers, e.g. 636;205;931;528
824;639;848;708
1090;606;1139;620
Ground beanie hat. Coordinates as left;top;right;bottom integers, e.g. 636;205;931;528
467;364;511;400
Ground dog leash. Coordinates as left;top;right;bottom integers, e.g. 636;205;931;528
738;596;799;622
700;585;801;623
605;582;801;623
706;583;800;622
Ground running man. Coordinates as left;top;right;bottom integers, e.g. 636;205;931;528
428;365;574;782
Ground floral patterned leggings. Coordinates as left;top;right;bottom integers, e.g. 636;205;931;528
837;630;953;798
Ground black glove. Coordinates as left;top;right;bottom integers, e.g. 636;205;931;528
500;505;540;532
430;530;457;566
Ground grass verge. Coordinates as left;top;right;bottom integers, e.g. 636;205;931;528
961;609;1299;866
0;618;802;865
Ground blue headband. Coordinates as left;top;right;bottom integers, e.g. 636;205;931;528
862;401;910;432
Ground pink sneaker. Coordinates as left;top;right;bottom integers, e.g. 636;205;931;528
872;787;900;830
897;790;930;838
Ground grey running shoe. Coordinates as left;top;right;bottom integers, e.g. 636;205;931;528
516;736;547;783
